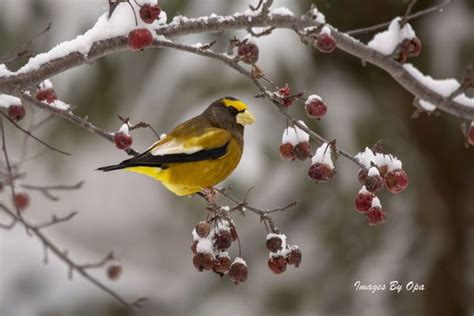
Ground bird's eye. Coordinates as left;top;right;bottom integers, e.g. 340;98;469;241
228;106;239;115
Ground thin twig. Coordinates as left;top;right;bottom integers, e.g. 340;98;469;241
34;212;77;229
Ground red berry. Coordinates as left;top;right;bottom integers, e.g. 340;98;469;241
317;33;336;53
127;28;153;51
113;132;133;150
279;143;296;161
384;169;408;193
286;246;302;268
228;259;248;284
213;255;231;275
305;98;327;119
268;256;287;274
266;235;283;252
13;192;30;211
357;169;368;185
308;162;334;182
367;207;386;226
467;124;474;145
396;51;408;63
35;89;57;103
277;85;293;108
295;141;312;161
229;224;238;241
107;262;123;280
193;253;214;271
400;37;422;58
195;221;211;238
214;231;232;251
8;105;26;122
354;191;374;213
364;174;384;193
139;4;161;24
238;41;259;64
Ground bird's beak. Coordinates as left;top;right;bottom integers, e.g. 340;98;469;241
236;110;256;126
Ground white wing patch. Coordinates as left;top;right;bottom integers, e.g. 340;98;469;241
150;139;203;156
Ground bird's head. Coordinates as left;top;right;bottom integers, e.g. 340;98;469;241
205;97;256;129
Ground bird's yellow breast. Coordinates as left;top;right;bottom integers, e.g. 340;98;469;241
126;138;242;196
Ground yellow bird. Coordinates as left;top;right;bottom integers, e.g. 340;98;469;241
98;97;255;196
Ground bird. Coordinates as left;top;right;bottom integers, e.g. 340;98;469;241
97;97;256;196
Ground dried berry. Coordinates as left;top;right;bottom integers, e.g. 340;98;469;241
308;162;334;182
279;143;296;161
294;141;312;161
277;85;293;108
378;164;389;178
193;253;214;271
317;33;336;53
190;240;198;254
364;174;384;193
35;88;57;104
286;246;302;267
213;255;231;275
268;255;287;274
228;258;248;284
229;224;238;241
305;97;327;119
8;105;26;122
107;262;123;280
354;190;374;213
214;231;232;251
384;169;408;194
13;192;30;211
195;221;211;238
265;235;283;252
238;40;259;64
357;169;368;185
400;37;422;58
139;4;161;24
367;206;386;226
114;132;133;150
127;28;153;51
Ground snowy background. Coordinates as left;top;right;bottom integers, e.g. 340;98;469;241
1;0;473;315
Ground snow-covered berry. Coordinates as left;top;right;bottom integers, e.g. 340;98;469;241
364;167;384;193
384;169;408;193
114;124;133;150
308;162;334;182
317;33;336;53
305;95;327;119
229;224;238;241
214;231;232;251
213;255;231;275
228;258;248;284
268;255;287;274
195;221;211;238
107;262;123;280
354;187;374;213
357;169;368;185
139;4;161;24
193;253;214;271
286;246;302;268
13;192;30;211
238;39;259;64
279;143;296;161
277;85;294;108
400;37;422;58
8;105;26;122
367;206;385;226
128;28;153;50
36;89;57;104
468;123;474;145
295;141;312;161
266;235;283;252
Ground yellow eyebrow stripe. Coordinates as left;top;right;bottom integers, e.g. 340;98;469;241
222;98;247;112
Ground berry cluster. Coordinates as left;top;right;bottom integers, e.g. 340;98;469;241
266;233;302;274
35;79;58;104
237;36;259;65
354;147;409;225
279;122;311;161
191;220;248;284
308;143;335;183
114;123;133;150
125;1;161;51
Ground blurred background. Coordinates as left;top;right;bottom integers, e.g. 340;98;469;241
1;0;473;315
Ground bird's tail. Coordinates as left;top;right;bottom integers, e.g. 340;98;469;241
96;163;128;172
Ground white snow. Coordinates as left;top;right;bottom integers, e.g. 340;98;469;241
38;79;54;90
355;147;375;169
269;7;295;17
371;197;382;208
196;239;214;255
311;7;326;24
454;93;474;108
312;143;334;169
356;148;402;171
419;100;436;112
51;100;70;111
233;257;247;266
403;64;460;97
282;121;310;146
321;26;331;36
14;2;167;75
0;64;12;77
0;94;22;108
305;94;322;105
118;123;130;135
243;34;258;46
368;17;416;55
367;166;380;177
358;186;370;194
